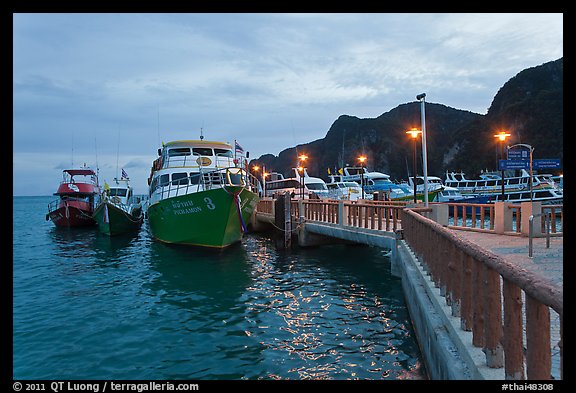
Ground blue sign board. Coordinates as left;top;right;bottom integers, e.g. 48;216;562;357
507;148;530;160
499;159;528;170
499;159;561;170
533;159;561;169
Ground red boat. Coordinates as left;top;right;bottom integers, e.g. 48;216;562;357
46;166;101;227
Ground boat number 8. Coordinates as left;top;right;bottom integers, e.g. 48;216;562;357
204;197;216;210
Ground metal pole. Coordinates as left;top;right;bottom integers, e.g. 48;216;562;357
529;214;534;257
262;165;266;197
413;137;417;203
501;143;505;202
361;165;365;199
418;94;429;207
529;147;533;203
300;169;304;199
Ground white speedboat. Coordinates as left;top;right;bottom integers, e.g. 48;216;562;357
265;168;329;199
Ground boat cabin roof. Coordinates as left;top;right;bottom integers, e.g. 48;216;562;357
64;169;96;176
164;140;232;150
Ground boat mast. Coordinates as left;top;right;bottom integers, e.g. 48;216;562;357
116;126;120;184
95;137;100;186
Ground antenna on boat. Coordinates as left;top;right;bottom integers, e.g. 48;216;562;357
116;125;121;183
95;137;100;185
71;133;74;168
200;126;204;140
157;104;161;147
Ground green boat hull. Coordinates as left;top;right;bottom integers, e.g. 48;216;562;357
147;186;259;248
93;201;143;236
392;190;441;202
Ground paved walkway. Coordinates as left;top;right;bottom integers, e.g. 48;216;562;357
448;230;563;380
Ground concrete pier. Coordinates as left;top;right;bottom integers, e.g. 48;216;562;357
252;199;563;380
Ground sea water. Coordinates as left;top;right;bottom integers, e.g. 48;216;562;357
13;196;427;380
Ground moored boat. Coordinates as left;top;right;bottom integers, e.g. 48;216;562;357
146;139;260;248
326;175;365;201
93;173;143;236
444;169;563;204
264;168;329;199
46;165;100;227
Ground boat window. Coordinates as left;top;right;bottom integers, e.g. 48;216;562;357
159;174;170;187
214;148;233;158
521;193;530;199
172;172;189;185
477;181;486;187
327;184;337;190
192;148;213;156
109;188;128;197
486;180;496;187
228;172;243;185
509;193;521;200
509;178;520;185
466;182;475;187
168;148;191;156
189;173;201;185
307;183;327;191
372;178;392;184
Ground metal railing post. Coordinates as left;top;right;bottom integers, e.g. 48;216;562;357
529;215;534;257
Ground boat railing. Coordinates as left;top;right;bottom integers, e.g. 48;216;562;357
47;195;91;213
161;154;235;170
150;167;258;202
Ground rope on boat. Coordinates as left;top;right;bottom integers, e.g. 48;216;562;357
224;186;248;233
234;194;248;233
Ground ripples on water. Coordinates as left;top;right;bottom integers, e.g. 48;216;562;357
13;196;427;380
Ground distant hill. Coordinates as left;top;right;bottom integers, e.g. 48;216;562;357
254;58;563;182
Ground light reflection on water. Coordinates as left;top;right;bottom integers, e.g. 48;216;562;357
240;236;427;380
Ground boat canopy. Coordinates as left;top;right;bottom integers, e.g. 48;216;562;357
64;169;96;176
164;140;233;150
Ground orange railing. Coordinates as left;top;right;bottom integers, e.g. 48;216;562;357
402;208;563;380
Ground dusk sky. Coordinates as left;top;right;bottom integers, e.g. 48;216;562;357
13;13;563;196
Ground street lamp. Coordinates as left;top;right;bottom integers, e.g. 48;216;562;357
298;154;308;199
262;169;269;198
494;131;511;202
417;93;429;207
297;166;305;199
358;155;367;199
406;128;423;203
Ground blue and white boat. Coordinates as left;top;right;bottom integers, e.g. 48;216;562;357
340;166;409;196
444;169;563;204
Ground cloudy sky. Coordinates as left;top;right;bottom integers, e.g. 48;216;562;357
13;13;563;196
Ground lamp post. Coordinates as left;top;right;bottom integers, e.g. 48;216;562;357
416;93;429;207
406;128;423;203
298;154;308;199
262;167;268;198
358;155;367;199
494;131;511;202
252;165;261;197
